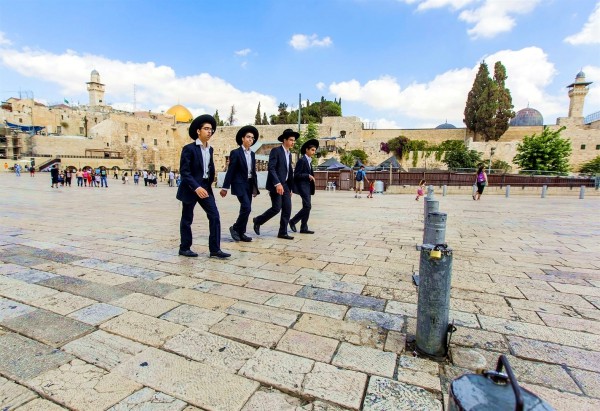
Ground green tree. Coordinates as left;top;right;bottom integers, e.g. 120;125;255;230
262;112;269;125
464;61;514;141
489;159;512;173
579;156;600;174
386;136;410;157
227;105;236;126
254;102;262;125
213;110;224;126
512;127;571;173
271;102;290;124
292;122;318;157
350;149;368;164
442;143;483;169
340;152;354;167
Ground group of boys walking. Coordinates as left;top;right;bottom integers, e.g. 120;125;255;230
177;114;318;259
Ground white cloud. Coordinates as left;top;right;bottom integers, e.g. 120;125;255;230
0;46;278;124
581;65;600;114
401;0;541;38
564;2;600;45
289;34;333;50
0;31;12;46
241;61;248;69
235;48;251;56
316;82;325;91
329;47;566;127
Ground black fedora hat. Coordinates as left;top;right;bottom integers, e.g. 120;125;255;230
301;139;320;155
236;125;259;146
188;114;217;139
278;128;300;142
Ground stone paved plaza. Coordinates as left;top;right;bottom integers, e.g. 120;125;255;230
1;172;599;410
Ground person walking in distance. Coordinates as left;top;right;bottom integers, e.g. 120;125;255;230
176;114;230;259
50;164;59;188
474;165;488;201
354;165;369;198
253;128;297;240
289;139;318;234
220;125;260;242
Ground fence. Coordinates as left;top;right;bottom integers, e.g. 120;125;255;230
314;170;596;191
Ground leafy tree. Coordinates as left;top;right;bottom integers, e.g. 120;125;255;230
340;152;354;167
490;159;512;173
213;110;224;126
350;149;368;164
442;143;483;169
270;102;290;124
512;127;571;173
227;105;236;126
292;122;318;157
579;156;600;174
386;136;410;157
262;112;269;125
254;102;262;125
464;61;515;141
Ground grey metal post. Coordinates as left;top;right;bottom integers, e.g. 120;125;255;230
426;185;434;198
505;185;510;198
472;184;477;197
423;211;447;245
580;185;585;199
442;185;447;196
424;198;439;225
416;243;453;359
541;185;547;198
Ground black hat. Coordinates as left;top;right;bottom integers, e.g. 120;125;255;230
188;114;217;139
236;125;259;146
278;128;300;142
301;139;319;155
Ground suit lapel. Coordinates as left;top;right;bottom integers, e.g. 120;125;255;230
239;147;249;175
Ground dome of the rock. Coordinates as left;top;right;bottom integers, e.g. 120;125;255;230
510;107;543;126
166;104;193;123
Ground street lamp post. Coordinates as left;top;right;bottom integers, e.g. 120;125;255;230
488;147;496;175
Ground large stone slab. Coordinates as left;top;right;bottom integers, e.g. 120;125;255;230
508;336;600;372
277;329;340;363
4;268;58;284
294;314;385;348
239;347;314;394
164;288;237;311
107;387;187;411
225;301;299;327
362;376;443;411
0;297;36;321
118;278;179;298
62;330;147;370
303;362;368;410
266;294;348;319
30;291;95;315
241;388;312;411
110;293;180;317
2;309;94;347
210;315;287;348
332;342;397;378
14;398;68;410
100;311;185;347
159;304;226;330
27;359;142;411
345;307;404;331
164;328;256;372
0;332;74;381
296;286;385;311
67;302;126;325
0;282;59;303
113;347;259;411
0;375;37;409
38;275;132;302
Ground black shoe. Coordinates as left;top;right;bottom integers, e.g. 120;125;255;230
210;250;231;259
253;218;260;235
179;249;198;257
277;234;294;240
229;226;241;242
289;221;297;233
300;230;315;234
240;233;253;242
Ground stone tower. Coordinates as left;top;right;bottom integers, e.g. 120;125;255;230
567;70;592;118
87;69;105;106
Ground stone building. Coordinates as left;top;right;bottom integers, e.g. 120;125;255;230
1;70;598;173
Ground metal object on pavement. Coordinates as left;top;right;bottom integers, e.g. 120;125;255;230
443;185;447;196
506;185;510;198
423;211;447;245
580;185;585;199
541;185;547;198
416;243;453;360
426;185;435;198
424;198;439;225
449;355;555;411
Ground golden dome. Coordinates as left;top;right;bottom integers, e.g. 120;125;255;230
166;104;193;123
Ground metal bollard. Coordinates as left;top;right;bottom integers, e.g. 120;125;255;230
426;185;435;198
424;198;439;225
541;185;547;198
416;243;453;360
472;184;477;197
443;185;447;197
423;212;447;245
505;185;510;198
580;185;585;199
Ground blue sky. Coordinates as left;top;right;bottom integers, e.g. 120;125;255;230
0;0;599;129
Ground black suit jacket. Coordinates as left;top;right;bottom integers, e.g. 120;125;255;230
176;141;215;203
222;146;259;196
293;155;315;196
266;146;294;193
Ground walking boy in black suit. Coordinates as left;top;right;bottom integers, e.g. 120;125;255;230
253;128;297;240
176;114;230;259
220;125;260;242
289;139;319;234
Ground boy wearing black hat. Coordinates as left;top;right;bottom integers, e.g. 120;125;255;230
220;125;260;242
253;128;297;239
176;114;230;259
289;139;319;234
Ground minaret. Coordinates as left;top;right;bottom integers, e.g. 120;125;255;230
87;69;105;106
567;71;592;118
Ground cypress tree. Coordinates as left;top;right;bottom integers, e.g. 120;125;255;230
254;102;262;125
491;62;515;141
464;62;497;141
262;112;269;125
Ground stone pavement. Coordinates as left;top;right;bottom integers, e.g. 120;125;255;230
0;173;599;410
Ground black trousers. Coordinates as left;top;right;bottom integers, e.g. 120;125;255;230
179;184;221;253
290;192;311;231
254;186;292;236
232;180;253;235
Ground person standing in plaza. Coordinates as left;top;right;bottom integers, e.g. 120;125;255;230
65;168;72;186
143;169;148;186
354;165;369;198
177;114;230;259
253;128;297;240
99;166;108;187
50;164;59;188
474;165;488;200
14;163;21;176
29;165;35;177
220;125;260;242
168;169;175;187
289;139;318;235
76;169;83;186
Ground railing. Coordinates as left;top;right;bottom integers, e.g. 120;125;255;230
584;111;600;124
